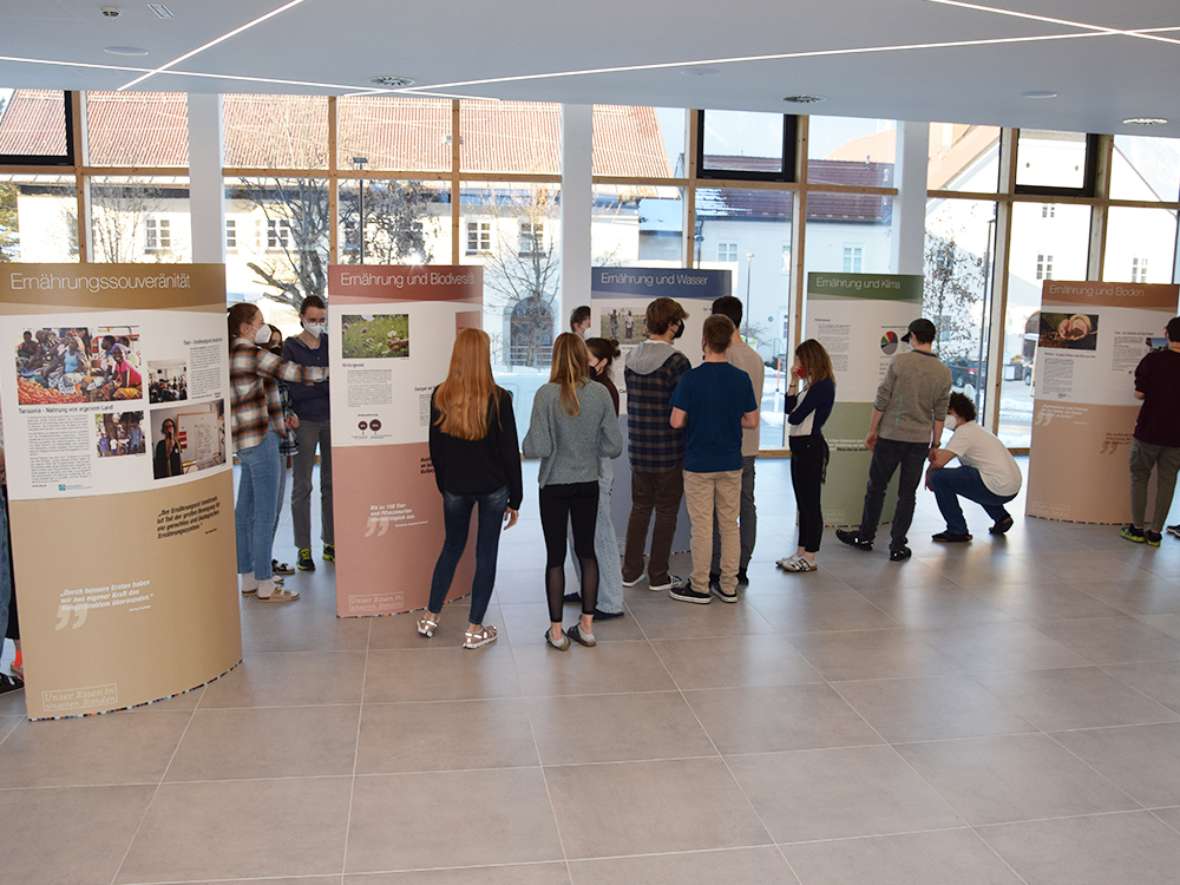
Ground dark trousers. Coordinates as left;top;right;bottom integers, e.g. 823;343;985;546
858;438;929;549
929;466;1015;534
623;467;684;585
790;435;827;553
427;487;509;625
540;482;600;622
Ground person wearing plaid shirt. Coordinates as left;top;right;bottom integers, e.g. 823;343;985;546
264;324;300;578
229;304;327;603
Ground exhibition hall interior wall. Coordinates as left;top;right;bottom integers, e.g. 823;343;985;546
3;91;1180;458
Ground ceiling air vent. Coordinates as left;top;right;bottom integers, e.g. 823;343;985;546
783;95;825;105
146;3;175;20
371;75;415;88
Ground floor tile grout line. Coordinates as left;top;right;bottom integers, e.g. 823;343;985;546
107;667;205;885
339;617;373;878
1151;807;1180;837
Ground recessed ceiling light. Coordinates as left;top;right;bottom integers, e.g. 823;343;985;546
1124;117;1169;126
1022;90;1058;99
370;75;415;88
104;46;150;57
784;95;825;104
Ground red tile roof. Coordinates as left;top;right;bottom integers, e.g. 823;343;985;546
0;89;69;157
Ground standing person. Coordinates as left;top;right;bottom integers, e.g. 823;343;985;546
836;318;951;562
282;296;333;572
266;325;298;578
0;422;20;694
709;295;765;588
1123;317;1180;546
925;392;1021;542
779;339;836;573
668;315;759;604
621;297;692;592
523;333;623;650
570;305;592;338
419;329;522;649
228;303;327;603
153;417;183;479
564;337;625;619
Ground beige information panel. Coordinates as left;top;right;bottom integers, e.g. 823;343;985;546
1027;281;1179;523
0;264;240;718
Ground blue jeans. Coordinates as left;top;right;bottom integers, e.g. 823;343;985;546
929;466;1015;535
428;487;509;625
236;432;281;580
0;488;11;640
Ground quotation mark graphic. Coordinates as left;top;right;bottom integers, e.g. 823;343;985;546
364;517;394;537
54;605;88;631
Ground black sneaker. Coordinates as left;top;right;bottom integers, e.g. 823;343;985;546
322;544;335;563
932;531;972;543
889;546;913;562
836;529;873;552
0;672;22;695
709;572;721;593
737;570;749;588
711;584;739;604
1167;524;1180;539
989;515;1015;536
296;547;315;571
593;608;625;620
564;592;582;605
1120;525;1146;544
1147;531;1163;548
669;582;713;605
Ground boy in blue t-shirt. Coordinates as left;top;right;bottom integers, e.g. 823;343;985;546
669;315;759;603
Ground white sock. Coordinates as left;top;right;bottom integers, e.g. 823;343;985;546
238;574;258;594
255;577;276;599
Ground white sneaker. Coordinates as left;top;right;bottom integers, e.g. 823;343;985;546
622;572;646;588
649;574;687;593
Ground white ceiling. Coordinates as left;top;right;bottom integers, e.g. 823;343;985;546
2;0;1179;135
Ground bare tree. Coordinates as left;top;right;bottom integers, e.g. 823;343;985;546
238;177;329;312
339;180;436;265
90;182;169;263
924;233;987;363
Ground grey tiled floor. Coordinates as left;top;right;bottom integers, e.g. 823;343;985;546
3;459;1180;884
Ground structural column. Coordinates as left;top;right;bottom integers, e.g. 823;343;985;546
891;120;929;276
186;93;225;264
560;104;593;329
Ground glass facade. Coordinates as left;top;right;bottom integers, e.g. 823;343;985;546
89;176;191;264
808;116;896;187
0;173;78;261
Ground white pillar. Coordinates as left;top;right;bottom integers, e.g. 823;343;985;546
560;104;593;330
186;93;225;264
891;120;929;276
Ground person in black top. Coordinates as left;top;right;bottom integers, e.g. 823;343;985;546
153;417;183;479
780;339;836;573
421;329;522;649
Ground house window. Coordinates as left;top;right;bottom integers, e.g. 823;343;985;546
717;242;739;262
1042;204;1056;219
1132;257;1149;283
842;244;864;273
144;217;171;253
225;218;238;251
267;219;291;250
1036;253;1054;280
466;221;492;255
518;221;544;256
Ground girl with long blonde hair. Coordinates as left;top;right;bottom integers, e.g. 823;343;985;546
523;333;623;649
419;328;522;649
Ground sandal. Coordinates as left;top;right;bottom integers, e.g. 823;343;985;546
271;559;295;577
463;625;498;650
776;555;802;571
545;629;571;651
256;588;300;603
417;615;441;638
783;557;817;573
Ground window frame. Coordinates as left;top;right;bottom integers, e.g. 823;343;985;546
225;218;238;251
717;241;739;262
0;89;76;166
1014;131;1101;198
695;109;798;183
518;220;544;256
466;219;492;255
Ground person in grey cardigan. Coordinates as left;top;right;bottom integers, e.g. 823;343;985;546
523;333;624;651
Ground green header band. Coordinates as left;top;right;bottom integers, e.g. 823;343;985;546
807;272;924;302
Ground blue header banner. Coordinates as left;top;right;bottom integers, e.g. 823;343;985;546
591;267;731;301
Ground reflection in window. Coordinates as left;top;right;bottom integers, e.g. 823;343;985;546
1103;206;1178;284
0;173;78;261
591;185;683;268
808;116;896;187
927;123;999;192
694;186;794;448
1111;134;1180;202
338;179;444;265
224;177;329;336
90;176;191;264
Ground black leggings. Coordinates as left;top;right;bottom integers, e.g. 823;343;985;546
790;435;827;553
539;482;600;622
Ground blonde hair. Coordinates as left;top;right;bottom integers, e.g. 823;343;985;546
434;328;500;440
796;338;835;385
550;332;589;416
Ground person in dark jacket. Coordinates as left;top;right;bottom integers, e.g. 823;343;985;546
779;339;836;573
420;328;522;650
621;297;692;593
153;417;183;479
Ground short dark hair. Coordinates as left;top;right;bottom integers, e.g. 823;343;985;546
948;392;976;423
703;315;735;354
712;295;743;328
1167;316;1180;343
300;295;326;316
570;305;591;330
645;297;688;335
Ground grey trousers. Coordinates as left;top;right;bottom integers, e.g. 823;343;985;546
571;457;624;615
292;419;334;548
1130;438;1180;532
711;456;756;574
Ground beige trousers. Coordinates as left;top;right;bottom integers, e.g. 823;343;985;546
684;469;742;595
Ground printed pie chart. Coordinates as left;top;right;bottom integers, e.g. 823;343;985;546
880;331;899;355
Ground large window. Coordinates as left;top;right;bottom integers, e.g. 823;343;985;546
0;88;72;164
89;176;191;263
461;101;561;175
591;184;684;267
338;179;446;265
698;110;795;180
1110;134;1180;203
1103;206;1178;284
808;116;896;187
223;95;328;170
593;106;686;178
1016;130;1097;195
336;96;451;173
0;173;78;261
86;92;187;167
928;123;1000;192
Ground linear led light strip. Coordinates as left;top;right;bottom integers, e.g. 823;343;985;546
925;0;1180;47
117;0;307;91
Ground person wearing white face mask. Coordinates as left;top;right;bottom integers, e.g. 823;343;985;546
924;392;1022;543
281;295;334;572
228;302;329;602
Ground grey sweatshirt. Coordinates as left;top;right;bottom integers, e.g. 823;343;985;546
522;381;624;487
874;350;952;444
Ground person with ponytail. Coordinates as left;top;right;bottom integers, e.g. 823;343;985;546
228;302;327;603
418;328;522;650
523;333;623;650
563;337;625;619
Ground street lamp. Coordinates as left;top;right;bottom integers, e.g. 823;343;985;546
744;252;755;337
352;156;369;263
